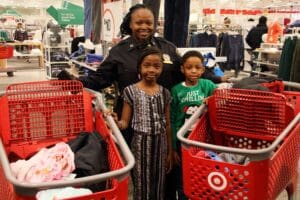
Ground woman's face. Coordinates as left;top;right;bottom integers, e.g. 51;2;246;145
130;8;154;41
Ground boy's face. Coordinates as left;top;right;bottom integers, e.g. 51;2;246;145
181;56;205;86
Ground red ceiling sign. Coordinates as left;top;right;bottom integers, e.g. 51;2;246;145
203;8;216;14
203;8;299;15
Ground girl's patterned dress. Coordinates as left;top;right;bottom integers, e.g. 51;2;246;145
123;84;171;200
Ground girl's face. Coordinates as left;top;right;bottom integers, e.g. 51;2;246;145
130;8;154;41
181;56;205;86
139;54;163;82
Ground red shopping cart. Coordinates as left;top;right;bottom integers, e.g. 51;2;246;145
0;44;15;76
0;80;134;200
177;88;300;200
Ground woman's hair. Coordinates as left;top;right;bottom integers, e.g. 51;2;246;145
120;4;154;38
136;46;163;72
181;50;204;64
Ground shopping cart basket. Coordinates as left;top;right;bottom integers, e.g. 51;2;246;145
0;45;13;59
177;88;300;200
0;80;134;200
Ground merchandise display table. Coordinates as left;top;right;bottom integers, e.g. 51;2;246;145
8;41;44;68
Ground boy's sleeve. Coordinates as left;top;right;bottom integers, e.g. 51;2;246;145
170;87;179;150
208;80;217;96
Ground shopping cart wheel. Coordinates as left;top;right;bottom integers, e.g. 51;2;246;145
7;71;14;77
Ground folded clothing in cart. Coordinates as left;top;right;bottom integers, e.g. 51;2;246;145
10;142;75;183
232;77;284;93
68;131;109;192
36;187;92;200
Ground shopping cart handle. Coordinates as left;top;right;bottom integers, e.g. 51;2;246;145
0;88;135;195
177;104;207;146
177;104;300;161
84;88;135;171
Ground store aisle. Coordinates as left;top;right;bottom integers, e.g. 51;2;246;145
0;69;47;91
0;68;299;199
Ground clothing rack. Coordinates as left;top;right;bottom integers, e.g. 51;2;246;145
190;24;243;35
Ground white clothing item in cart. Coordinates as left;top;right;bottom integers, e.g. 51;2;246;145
36;187;92;200
10;142;75;183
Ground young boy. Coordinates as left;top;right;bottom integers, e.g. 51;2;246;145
170;50;216;199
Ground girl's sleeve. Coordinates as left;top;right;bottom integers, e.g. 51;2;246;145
170;88;178;150
123;87;133;106
164;88;172;104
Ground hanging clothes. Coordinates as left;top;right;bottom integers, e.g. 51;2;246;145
14;29;28;41
217;32;244;76
290;38;300;82
0;30;12;42
278;37;297;81
164;0;190;47
189;32;217;47
143;0;161;28
83;0;92;39
91;0;102;44
266;21;283;43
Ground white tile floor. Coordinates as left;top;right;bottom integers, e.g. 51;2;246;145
0;65;299;199
0;69;47;90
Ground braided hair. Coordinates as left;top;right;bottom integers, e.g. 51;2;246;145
136;46;163;73
120;4;154;38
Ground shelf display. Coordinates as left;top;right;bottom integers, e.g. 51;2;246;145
9;41;44;68
44;45;70;79
252;43;282;74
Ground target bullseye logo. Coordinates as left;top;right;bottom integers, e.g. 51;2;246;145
207;172;227;191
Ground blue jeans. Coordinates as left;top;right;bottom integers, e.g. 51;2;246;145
83;0;92;39
143;0;161;28
164;0;190;47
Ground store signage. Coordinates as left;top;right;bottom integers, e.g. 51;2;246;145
203;9;216;15
102;1;123;42
203;8;300;15
268;10;300;14
47;5;83;26
220;9;262;15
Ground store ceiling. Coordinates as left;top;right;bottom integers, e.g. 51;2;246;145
0;0;83;8
204;0;300;9
0;0;299;9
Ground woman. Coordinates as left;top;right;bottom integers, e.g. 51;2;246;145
78;4;183;93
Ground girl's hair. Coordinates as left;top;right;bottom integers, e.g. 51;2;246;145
120;4;154;38
136;46;163;72
181;50;204;64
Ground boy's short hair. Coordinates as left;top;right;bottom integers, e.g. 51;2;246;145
181;50;204;65
136;46;163;72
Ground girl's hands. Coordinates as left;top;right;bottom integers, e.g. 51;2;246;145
104;109;118;122
110;112;118;123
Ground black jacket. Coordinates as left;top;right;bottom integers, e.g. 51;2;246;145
202;68;222;83
79;36;183;92
246;24;268;50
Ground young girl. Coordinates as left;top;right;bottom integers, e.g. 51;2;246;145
114;47;173;200
170;50;217;199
